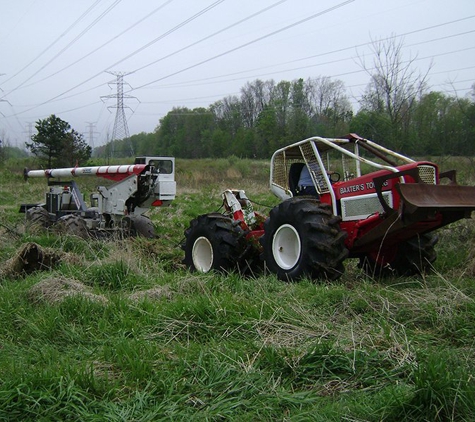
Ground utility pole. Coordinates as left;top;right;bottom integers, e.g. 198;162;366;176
101;71;138;158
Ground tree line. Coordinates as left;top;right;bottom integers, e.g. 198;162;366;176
114;38;474;160
18;38;475;166
105;78;474;160
23;77;475;169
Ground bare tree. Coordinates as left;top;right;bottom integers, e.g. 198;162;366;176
358;35;431;146
240;79;275;128
470;83;475;102
271;80;292;132
211;95;242;136
305;76;352;134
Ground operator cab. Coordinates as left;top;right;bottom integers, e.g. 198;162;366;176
134;156;175;180
134;156;176;204
269;134;419;202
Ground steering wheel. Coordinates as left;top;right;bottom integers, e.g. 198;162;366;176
328;171;341;183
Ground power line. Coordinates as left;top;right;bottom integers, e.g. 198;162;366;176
6;0;288;109
3;0;225;117
34;32;475;110
138;25;475;91
276;15;475;67
3;5;474;127
132;0;290;74
133;0;356;91
109;0;226;75
19;0;175;90
47;0;350;124
0;0;39;48
0;0;105;94
134;45;475;103
20;0;124;87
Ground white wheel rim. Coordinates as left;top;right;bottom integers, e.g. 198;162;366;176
192;236;214;272
272;224;301;270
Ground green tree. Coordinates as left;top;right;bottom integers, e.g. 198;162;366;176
408;91;475;156
256;105;278;157
350;110;392;145
156;107;216;158
27;114;91;167
211;96;243;139
289;78;310;141
0;138;4;164
272;80;291;136
156;107;194;157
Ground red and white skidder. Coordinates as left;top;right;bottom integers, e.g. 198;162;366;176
182;134;475;280
21;156;176;238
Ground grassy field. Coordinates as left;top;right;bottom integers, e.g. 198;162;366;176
0;156;475;421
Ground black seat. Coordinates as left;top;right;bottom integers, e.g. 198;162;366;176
288;162;305;196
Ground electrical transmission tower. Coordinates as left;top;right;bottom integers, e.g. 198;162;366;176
101;71;138;158
85;122;99;151
0;74;7;117
23;122;35;150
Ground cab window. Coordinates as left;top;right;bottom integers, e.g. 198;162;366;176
152;160;173;174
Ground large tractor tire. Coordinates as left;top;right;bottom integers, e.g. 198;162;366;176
132;215;157;238
260;197;348;281
122;215;157;238
359;233;438;277
25;206;51;233
182;213;246;274
56;214;89;239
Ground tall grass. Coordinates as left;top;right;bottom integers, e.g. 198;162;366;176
0;157;475;420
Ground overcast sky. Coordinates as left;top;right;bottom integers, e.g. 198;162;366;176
0;0;474;149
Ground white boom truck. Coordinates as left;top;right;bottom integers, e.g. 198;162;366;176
20;156;176;238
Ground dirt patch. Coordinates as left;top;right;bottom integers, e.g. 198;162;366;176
1;242;63;278
28;277;108;305
128;285;173;302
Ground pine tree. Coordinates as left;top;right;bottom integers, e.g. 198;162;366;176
26;115;91;167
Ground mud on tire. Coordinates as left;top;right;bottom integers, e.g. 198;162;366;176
26;206;51;233
182;213;247;274
260;197;348;281
122;215;157;238
56;214;89;239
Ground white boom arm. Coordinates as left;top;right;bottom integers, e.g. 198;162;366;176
26;164;147;181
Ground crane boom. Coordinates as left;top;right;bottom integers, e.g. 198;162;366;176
25;164;148;182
